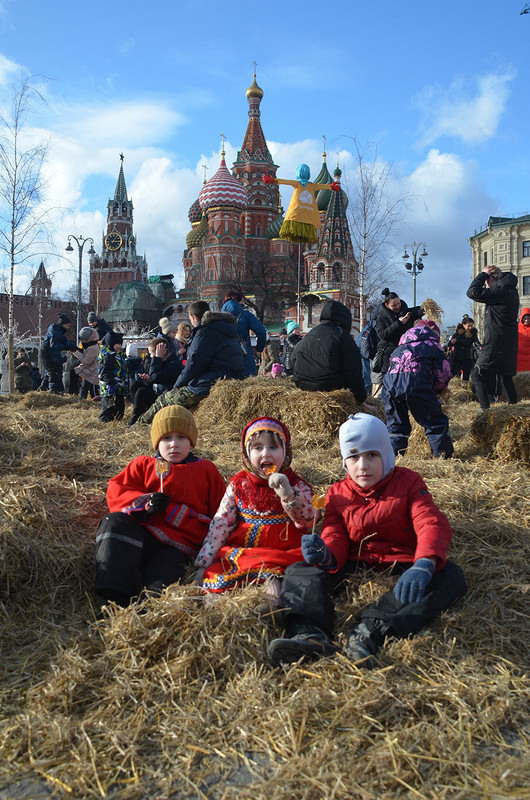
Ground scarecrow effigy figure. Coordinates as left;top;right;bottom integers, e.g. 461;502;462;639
263;164;340;244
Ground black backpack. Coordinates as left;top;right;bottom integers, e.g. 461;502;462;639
359;321;379;360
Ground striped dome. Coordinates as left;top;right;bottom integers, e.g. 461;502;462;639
198;156;248;211
188;197;202;224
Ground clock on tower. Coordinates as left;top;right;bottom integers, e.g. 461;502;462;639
104;231;123;251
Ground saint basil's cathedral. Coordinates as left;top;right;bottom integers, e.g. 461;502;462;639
89;75;361;333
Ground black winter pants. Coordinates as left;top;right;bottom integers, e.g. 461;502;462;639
99;395;125;422
79;379;97;399
471;367;517;410
383;391;454;458
279;560;467;640
40;356;64;393
129;381;158;417
95;512;191;604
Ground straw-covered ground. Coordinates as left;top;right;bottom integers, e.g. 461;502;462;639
0;375;529;800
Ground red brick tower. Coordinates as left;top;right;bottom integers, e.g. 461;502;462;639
89;156;148;313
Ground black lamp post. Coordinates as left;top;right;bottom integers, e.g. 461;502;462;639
402;242;428;306
65;235;95;340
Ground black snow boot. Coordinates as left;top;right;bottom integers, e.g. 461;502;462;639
267;614;335;667
343;620;389;669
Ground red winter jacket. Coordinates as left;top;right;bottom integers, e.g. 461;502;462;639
321;466;452;571
107;455;226;558
517;307;530;373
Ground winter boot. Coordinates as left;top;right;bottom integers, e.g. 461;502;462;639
267;614;335;667
343;621;387;669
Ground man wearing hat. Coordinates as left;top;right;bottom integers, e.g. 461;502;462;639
87;312;113;341
39;313;78;394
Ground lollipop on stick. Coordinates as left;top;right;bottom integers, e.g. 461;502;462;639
311;494;326;536
155;457;170;492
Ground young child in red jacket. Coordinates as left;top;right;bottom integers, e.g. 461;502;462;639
268;413;467;668
195;417;316;596
95;405;226;610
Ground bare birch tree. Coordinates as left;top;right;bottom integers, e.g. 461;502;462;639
342;139;413;329
0;75;51;391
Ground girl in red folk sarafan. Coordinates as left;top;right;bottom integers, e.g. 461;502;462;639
195;417;318;600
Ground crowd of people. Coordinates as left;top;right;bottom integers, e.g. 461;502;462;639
72;269;530;668
13;268;525;667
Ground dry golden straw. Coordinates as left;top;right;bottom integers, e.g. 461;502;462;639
0;377;529;799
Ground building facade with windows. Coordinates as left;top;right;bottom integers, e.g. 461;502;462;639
469;214;530;306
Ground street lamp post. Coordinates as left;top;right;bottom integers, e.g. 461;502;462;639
65;235;96;340
402;242;428;306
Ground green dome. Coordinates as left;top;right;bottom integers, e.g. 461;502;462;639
266;208;285;239
186;213;208;248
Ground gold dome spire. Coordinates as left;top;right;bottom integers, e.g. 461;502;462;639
246;65;263;100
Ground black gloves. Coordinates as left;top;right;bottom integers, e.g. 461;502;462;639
145;493;170;516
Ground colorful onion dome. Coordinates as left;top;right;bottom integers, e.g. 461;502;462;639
188;197;202;224
198;155;249;211
185;213;208;249
315;156;334;211
266;208;285;239
334;166;349;210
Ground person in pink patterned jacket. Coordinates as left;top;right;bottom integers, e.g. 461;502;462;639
382;319;453;458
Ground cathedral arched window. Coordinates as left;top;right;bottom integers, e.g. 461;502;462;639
256;225;262;237
332;264;343;283
113;203;119;214
122;203;127;214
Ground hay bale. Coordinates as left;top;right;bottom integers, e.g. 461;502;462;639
469;402;530;455
496;416;530;465
195;377;383;449
514;371;530;400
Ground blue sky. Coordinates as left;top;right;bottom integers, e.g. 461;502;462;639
0;0;528;325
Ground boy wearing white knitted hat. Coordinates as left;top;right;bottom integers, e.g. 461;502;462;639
268;413;467;668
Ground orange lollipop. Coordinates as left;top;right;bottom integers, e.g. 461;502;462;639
311;493;326;535
312;494;326;510
155;457;170;491
264;465;277;476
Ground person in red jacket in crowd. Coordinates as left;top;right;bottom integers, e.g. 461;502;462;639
267;413;467;668
517;307;530;373
95;405;226;611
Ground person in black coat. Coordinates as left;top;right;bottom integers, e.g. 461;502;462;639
291;300;367;403
136;301;245;424
466;266;519;409
39;313;77;394
128;337;183;425
372;291;424;378
446;315;480;382
87;312;113;341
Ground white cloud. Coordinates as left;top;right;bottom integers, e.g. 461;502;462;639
397;149;498;323
414;71;515;145
0;53;19;86
54;100;186;148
